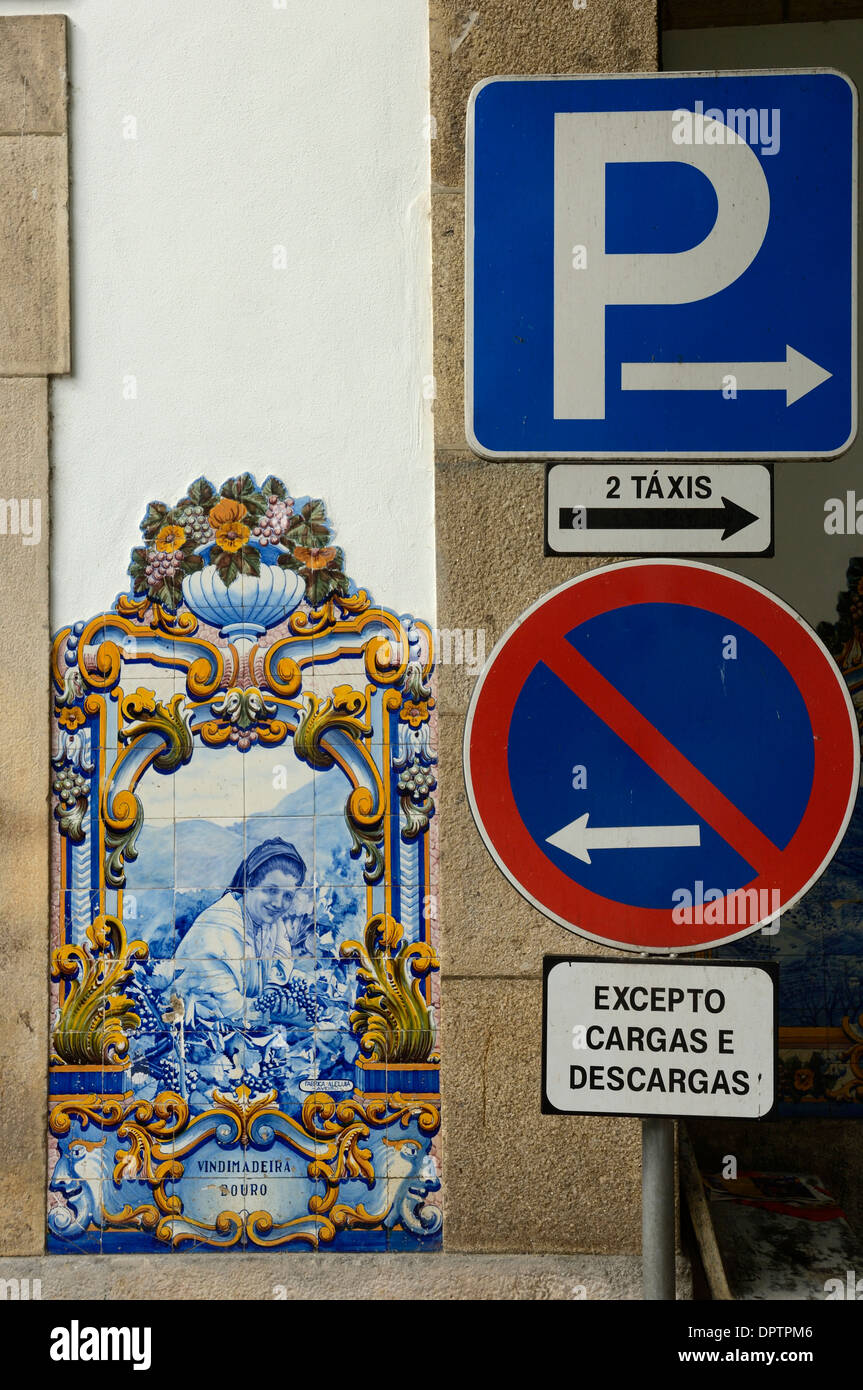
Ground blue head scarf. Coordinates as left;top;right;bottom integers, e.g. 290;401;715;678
227;837;306;893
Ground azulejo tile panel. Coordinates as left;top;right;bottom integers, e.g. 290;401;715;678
48;475;441;1252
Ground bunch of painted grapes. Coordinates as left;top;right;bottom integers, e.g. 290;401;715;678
285;975;318;1022
152;1054;199;1093
252;494;292;544
144;549;183;584
399;764;436;799
173;502;213;546
256;1054;290;1086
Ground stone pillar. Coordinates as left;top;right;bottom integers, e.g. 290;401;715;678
0;14;69;1256
429;0;660;1253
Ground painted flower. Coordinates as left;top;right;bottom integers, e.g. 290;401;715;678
294;545;337;570
58;707;86;731
154;524;186;554
400;700;433;728
208;498;247;528
214;520;252;553
794;1068;815;1092
208;499;252;552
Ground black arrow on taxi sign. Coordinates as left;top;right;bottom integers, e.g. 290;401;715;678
558;496;759;542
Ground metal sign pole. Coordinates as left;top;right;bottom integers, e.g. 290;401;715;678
641;1116;675;1300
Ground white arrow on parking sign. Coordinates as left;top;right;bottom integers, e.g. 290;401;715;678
621;344;832;407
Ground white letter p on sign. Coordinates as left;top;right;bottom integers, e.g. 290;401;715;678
553;110;770;420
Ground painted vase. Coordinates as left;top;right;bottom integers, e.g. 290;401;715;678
182;562;304;640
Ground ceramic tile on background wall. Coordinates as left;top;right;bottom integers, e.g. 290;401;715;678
46;474;441;1256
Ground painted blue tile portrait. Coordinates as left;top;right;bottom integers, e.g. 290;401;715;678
47;476;441;1251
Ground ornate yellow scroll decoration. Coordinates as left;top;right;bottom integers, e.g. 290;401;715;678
48;1087;440;1249
287;589;372;637
294;684;373;764
827;1012;863;1102
294;684;387;880
115;593;199;637
51;916;149;1066
340;913;439;1064
199;686;289;748
102;689;194;887
290;1091;441;1244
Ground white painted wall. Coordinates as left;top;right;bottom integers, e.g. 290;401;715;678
8;1;435;628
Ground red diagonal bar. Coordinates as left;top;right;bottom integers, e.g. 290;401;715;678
544;637;787;881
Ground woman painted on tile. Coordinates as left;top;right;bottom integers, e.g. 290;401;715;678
165;838;306;1030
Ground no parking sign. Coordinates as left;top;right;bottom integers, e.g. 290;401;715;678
464;561;859;953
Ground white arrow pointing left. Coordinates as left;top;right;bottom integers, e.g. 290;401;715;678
546;812;701;865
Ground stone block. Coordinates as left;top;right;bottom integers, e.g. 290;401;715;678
0;15;66;136
431;191;466;452
0;135;69;374
429;0;659;190
0;377;50;1257
441;977;643;1252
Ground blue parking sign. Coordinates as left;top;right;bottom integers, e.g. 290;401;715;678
466;72;857;458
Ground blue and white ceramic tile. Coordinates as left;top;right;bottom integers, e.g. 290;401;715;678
48;476;440;1251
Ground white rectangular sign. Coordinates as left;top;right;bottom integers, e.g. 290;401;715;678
542;957;777;1118
545;463;773;556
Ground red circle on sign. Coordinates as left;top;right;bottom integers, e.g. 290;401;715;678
464;560;860;953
